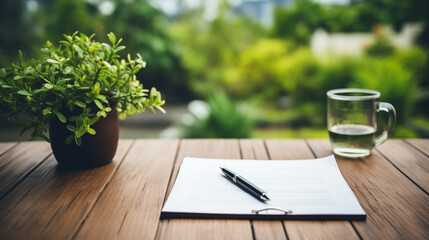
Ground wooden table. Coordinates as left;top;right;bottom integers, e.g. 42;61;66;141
0;139;428;240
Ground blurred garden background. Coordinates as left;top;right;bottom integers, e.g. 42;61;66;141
0;0;428;140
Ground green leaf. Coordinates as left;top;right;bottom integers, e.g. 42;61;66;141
156;105;166;114
107;32;116;45
17;90;32;96
63;34;73;42
102;43;111;53
96;94;108;103
132;66;141;74
65;134;74;145
54;111;67;123
41;48;51;55
94;99;103;109
73;45;84;55
88;117;99;125
47;59;59;64
74;100;86;108
64;67;72;74
76;127;86;138
39;134;51;143
115;46;126;52
97;110;107;118
23;67;36;75
83;117;90;125
42;108;51;115
44;83;54;89
13;75;23;80
87;128;96;135
74;136;82;146
66;124;76;132
59;40;71;46
0;68;6;77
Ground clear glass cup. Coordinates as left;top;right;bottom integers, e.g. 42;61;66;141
327;89;396;158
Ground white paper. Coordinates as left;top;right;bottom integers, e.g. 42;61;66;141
162;155;365;217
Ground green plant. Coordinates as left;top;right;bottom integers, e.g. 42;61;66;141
179;91;254;138
0;32;165;145
350;57;417;124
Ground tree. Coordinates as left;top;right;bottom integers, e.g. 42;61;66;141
104;0;192;102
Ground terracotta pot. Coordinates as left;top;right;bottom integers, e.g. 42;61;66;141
49;107;119;170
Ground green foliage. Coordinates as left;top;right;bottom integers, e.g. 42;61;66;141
180;92;254;138
350;58;417;123
0;32;165;145
273;0;428;45
392;47;428;87
223;39;292;100
364;29;395;57
273;0;326;45
171;5;267;98
47;0;94;43
105;0;191;102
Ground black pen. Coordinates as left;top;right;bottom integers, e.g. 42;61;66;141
220;167;270;201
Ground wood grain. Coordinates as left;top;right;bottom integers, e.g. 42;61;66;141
376;140;429;193
240;139;287;240
406;139;429;156
74;139;179;240
157;139;253;240
307;139;429;240
0;139;427;240
0;140;133;240
265;139;360;240
0;141;51;199
0;142;17;155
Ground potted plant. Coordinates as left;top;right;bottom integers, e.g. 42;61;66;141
0;32;165;169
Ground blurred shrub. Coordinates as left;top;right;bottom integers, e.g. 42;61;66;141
176;92;254;138
273;0;326;45
392;47;428;87
105;0;191;102
364;35;395;57
350;58;417;124
171;6;267;99
276;48;320;95
280;54;357;126
223;39;292;100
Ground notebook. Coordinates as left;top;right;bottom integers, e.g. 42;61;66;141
161;155;366;220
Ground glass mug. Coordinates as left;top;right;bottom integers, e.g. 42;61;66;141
327;89;396;158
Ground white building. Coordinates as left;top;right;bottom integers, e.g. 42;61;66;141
310;23;423;57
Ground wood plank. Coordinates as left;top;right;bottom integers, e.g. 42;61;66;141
0;140;133;240
74;139;179;240
239;139;287;240
0;142;17;156
239;139;269;160
406;139;429;156
307;139;429;239
0;141;52;199
376;140;429;193
265;139;360;240
158;139;253;240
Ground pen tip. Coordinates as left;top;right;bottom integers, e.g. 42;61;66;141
262;193;270;201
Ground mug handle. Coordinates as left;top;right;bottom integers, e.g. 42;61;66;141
375;102;396;146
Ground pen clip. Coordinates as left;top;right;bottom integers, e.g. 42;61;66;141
251;208;293;215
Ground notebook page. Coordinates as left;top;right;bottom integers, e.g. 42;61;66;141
162;155;365;216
